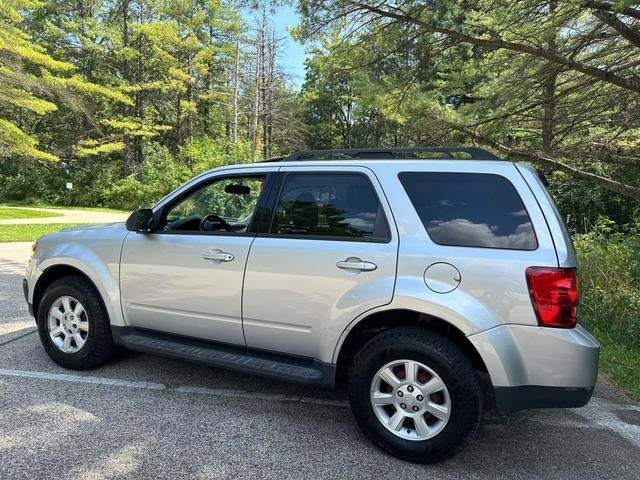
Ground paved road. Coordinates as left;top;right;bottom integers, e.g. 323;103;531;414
0;207;128;225
0;242;638;479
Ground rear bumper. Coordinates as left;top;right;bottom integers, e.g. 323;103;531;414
469;323;599;412
494;385;594;412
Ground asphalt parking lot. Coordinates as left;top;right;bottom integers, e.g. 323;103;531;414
1;242;639;479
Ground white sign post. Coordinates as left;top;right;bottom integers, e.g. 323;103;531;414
66;182;73;205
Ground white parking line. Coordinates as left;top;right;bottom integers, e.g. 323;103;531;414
1;367;639;449
574;398;640;448
0;368;166;390
0;367;348;407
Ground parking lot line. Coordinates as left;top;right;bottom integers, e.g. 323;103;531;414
0;367;348;407
0;368;166;390
1;366;639;450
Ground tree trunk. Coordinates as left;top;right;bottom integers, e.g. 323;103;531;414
232;37;240;144
542;1;558;157
251;25;263;161
121;0;132;177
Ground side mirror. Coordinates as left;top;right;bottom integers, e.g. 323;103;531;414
126;209;154;233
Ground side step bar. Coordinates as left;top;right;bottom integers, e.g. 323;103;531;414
112;327;336;387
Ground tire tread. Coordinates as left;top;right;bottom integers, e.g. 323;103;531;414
37;275;116;370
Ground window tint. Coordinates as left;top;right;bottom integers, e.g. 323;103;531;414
161;176;265;233
271;173;386;240
399;172;537;250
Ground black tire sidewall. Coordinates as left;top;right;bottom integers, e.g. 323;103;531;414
37;277;109;369
348;331;481;463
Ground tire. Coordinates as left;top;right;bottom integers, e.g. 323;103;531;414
37;275;116;370
348;327;481;463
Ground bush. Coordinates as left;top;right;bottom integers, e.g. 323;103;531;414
0;160;67;204
574;218;640;398
549;171;640;233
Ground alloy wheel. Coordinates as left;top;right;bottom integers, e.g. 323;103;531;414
47;295;89;353
370;359;451;441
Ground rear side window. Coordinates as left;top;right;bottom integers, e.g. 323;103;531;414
399;172;537;250
271;173;389;241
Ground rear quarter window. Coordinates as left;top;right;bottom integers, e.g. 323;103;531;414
399;172;537;250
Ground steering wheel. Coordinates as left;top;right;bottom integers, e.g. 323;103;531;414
199;214;232;232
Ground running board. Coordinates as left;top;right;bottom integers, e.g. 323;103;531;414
112;327;335;387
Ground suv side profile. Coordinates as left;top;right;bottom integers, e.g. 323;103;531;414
24;147;599;463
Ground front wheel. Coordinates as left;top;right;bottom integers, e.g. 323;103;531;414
348;328;482;463
37;275;116;370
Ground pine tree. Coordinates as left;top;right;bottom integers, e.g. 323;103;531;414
0;0;131;162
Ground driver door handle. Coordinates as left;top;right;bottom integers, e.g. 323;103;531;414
202;249;234;262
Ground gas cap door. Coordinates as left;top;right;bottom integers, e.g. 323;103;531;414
424;262;461;294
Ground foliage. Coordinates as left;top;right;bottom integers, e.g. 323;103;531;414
296;0;640;200
0;0;129;161
549;172;640;232
574;220;640;398
0;0;307;209
1;0;639;226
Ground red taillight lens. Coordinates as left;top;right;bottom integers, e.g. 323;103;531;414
525;267;578;328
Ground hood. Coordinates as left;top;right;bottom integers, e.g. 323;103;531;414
60;222;126;232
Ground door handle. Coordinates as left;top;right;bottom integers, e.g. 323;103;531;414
336;258;377;272
202;249;234;262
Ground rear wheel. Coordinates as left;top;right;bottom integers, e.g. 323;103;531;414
37;275;116;370
348;328;481;463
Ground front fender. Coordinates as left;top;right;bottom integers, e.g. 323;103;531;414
31;241;125;327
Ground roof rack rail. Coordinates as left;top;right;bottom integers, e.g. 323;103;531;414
263;147;501;162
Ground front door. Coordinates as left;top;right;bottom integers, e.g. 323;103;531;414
242;167;398;361
120;172;270;345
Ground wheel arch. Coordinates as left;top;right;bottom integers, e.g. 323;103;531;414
33;263;118;326
334;309;488;388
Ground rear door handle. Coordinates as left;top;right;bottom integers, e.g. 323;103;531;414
336;258;377;272
202;249;234;262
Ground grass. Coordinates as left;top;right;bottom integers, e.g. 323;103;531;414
0;223;84;242
591;328;640;399
0;207;64;220
0;201;129;214
574;232;640;401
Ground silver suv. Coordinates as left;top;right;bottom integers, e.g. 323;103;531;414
23;147;599;463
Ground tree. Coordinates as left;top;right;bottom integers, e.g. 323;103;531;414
0;0;129;162
296;0;640;199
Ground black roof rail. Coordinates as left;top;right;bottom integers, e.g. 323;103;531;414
263;147;501;162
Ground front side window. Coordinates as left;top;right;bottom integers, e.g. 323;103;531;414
271;173;388;241
399;172;537;250
160;175;265;233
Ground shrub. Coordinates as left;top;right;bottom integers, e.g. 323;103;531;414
576;233;640;343
574;218;640;397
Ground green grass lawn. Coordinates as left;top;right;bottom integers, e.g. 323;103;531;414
592;327;640;400
0;207;64;220
0;223;83;242
0;201;129;214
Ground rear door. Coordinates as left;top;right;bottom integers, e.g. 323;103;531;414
242;166;398;361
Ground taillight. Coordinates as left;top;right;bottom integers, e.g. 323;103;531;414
525;267;578;328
